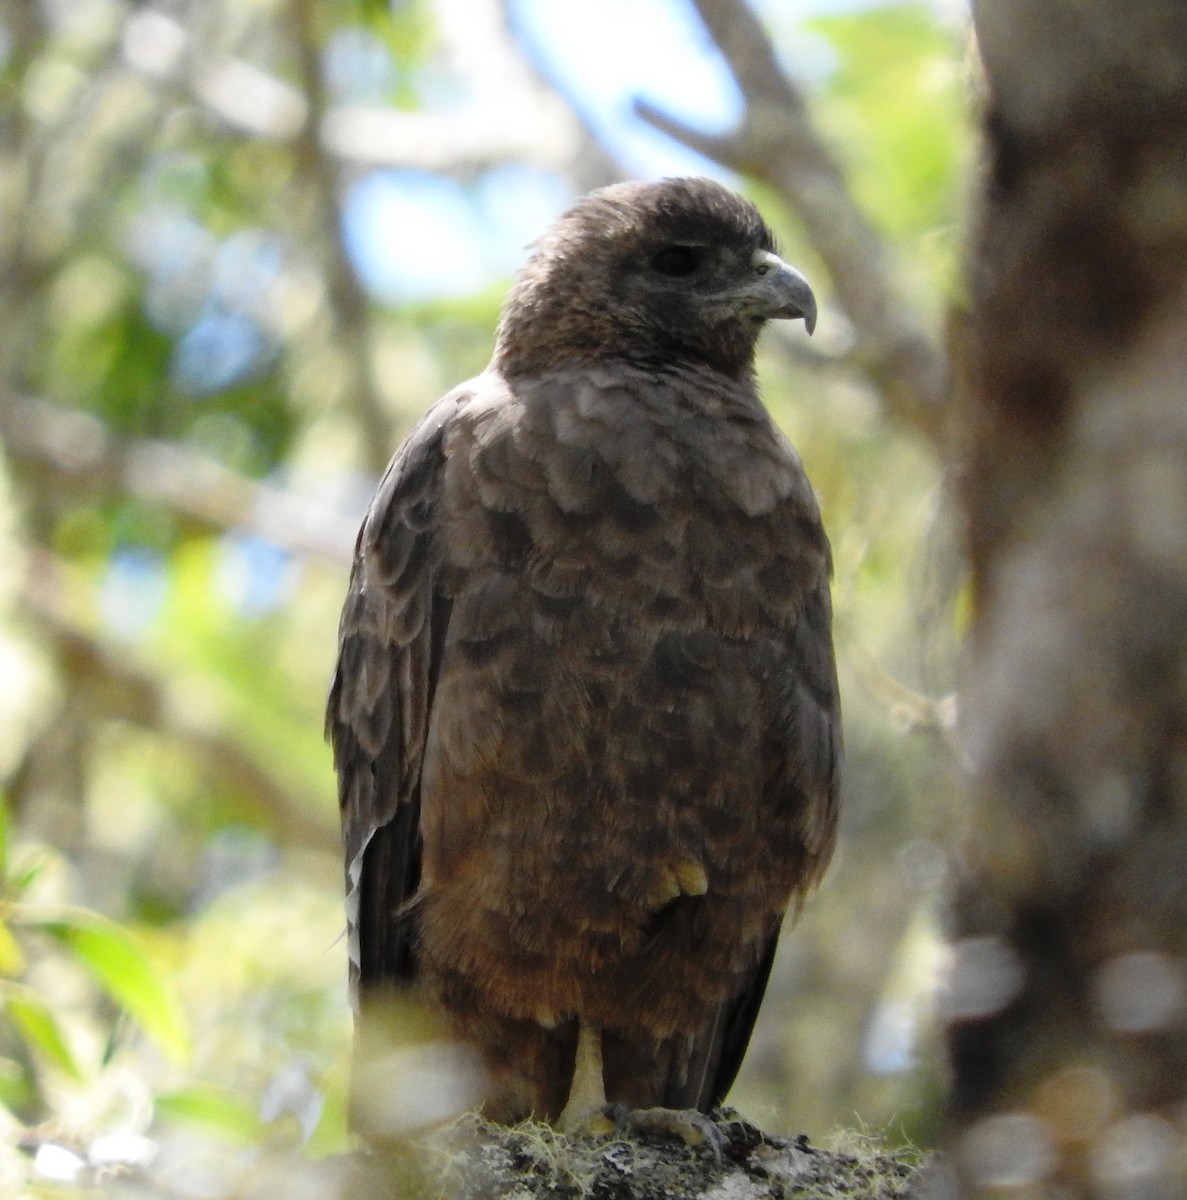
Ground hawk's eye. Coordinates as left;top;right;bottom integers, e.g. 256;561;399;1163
650;245;701;277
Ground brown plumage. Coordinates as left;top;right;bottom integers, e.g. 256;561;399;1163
327;177;840;1126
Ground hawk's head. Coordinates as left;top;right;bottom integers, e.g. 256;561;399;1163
494;177;816;381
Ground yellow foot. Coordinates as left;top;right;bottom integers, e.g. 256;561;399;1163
554;1023;726;1158
616;1106;727;1162
555;1105;617;1139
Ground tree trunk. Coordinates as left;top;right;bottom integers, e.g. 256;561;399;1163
948;2;1187;1195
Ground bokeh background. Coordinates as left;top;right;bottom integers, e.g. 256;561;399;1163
0;0;970;1189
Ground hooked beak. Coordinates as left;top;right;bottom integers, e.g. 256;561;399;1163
741;249;818;334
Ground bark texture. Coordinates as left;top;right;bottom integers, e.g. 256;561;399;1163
948;2;1187;1195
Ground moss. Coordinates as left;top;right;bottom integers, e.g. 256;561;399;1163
354;1110;931;1200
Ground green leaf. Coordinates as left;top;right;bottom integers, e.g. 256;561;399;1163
154;1082;267;1142
0;982;83;1078
0;1053;34;1113
0;919;25;976
23;909;191;1065
8;848;50;897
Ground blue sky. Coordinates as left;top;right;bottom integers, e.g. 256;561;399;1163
342;0;910;303
508;0;746;177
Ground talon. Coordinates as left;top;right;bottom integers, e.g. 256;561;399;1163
559;1105;617;1139
618;1106;727;1163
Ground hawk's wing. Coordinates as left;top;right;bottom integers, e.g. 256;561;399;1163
326;390;467;997
697;573;841;1110
644;570;840;1112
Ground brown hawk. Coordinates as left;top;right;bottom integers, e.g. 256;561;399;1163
327;176;841;1130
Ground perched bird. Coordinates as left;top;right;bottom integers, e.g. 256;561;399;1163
327;177;840;1133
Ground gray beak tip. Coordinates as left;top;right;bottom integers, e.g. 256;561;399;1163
750;250;817;333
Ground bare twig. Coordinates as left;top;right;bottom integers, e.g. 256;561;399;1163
289;0;394;474
845;636;966;767
636;0;950;444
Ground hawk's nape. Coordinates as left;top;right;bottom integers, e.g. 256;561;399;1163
327;176;840;1131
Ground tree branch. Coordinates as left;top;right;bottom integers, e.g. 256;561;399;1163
122;4;621;185
16;552;339;855
0;394;358;566
289;0;395;474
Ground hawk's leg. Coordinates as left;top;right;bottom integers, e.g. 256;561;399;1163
556;1025;725;1158
556;1023;615;1135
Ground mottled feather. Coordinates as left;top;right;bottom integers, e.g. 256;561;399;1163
327;177;840;1122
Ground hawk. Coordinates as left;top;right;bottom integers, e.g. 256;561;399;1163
328;177;840;1131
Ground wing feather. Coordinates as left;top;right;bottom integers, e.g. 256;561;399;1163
327;391;467;997
687;575;841;1110
681;930;781;1110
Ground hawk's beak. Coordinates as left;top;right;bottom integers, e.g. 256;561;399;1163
746;250;818;335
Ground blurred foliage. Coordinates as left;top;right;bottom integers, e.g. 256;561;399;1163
0;0;969;1192
807;5;970;263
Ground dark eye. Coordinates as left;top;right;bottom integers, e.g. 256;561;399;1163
650;245;701;277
